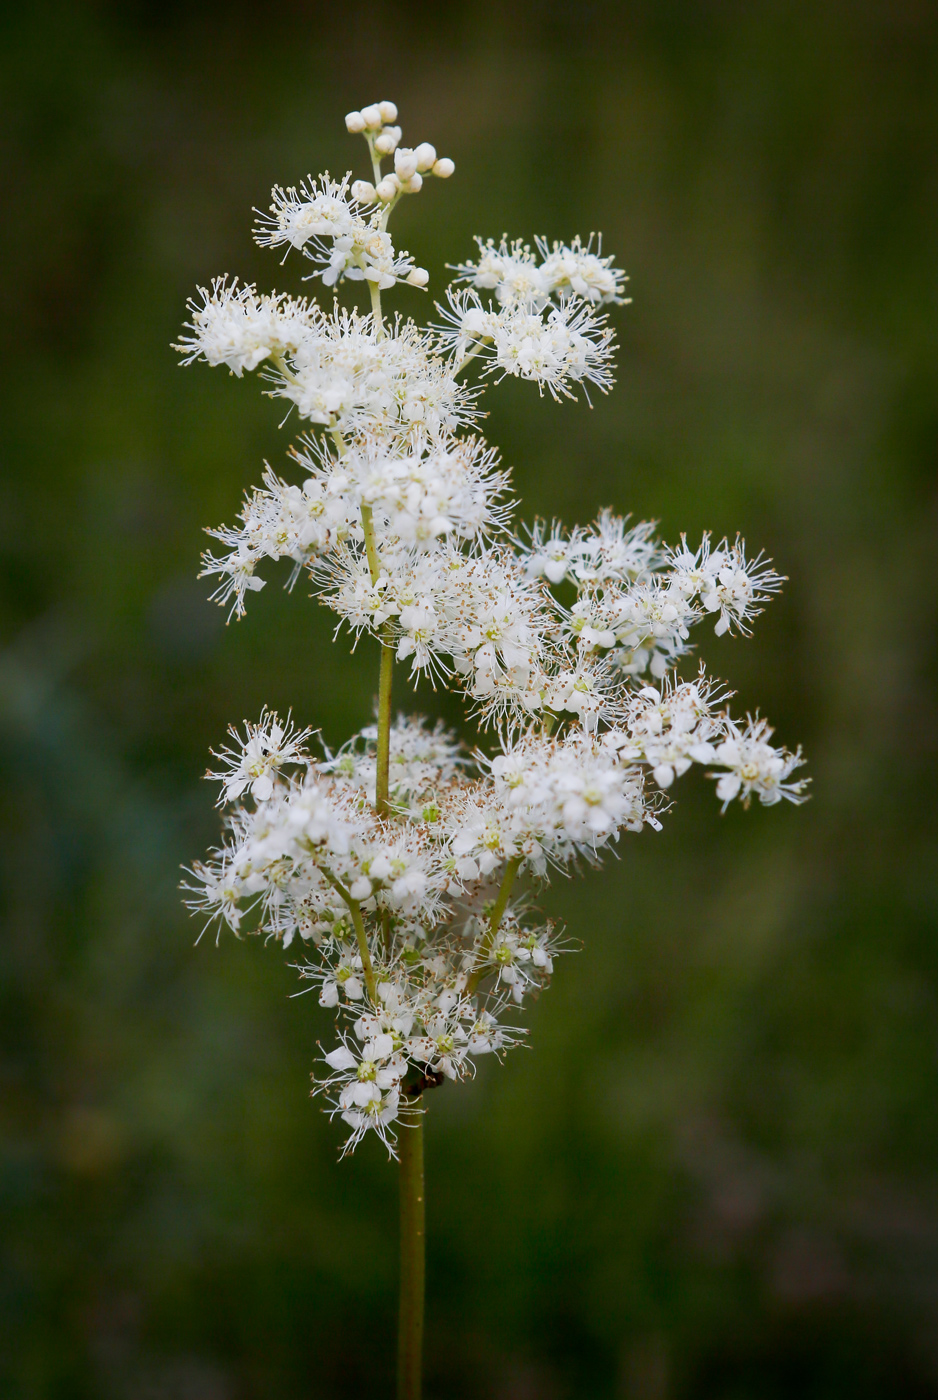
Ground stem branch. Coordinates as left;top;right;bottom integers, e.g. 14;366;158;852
360;501;394;818
452;345;484;376
369;280;385;337
270;352;302;386
466;855;523;995
320;869;378;1003
376;625;394;817
360;501;382;586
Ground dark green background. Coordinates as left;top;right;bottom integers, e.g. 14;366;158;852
2;3;937;1396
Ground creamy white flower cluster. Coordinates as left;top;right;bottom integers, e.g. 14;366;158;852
201;433;511;619
177;293;478;443
430;233;627;401
254;171;428;291
309;512;785;719
435;288;615;401
187;692;803;1154
180;99;806;1155
453;234;629;309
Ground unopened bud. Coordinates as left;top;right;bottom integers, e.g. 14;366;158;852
394;147;419;179
378;100;398;123
402;171;423;193
351;179;377;203
374;132;396;155
345;111;366;133
432;157;455;178
406;268;430;288
414;142;437;172
375;177;398;202
360;104;383;130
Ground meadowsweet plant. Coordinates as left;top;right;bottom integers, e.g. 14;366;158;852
177;98;807;1399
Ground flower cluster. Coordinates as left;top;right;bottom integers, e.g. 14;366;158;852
452;234;629;309
179;100;807;1156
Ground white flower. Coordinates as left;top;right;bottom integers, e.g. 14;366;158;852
709;716;808;810
437;289;615;402
451;233;628;311
174;277;318;377
535;235;629;306
337;1085;402;1157
254;172;364;252
668;534;783;636
207;709;312;804
521;520;586;584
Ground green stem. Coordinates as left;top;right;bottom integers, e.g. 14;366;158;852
465;855;523;995
452;345;485;376
397;1107;425;1400
360;501;382;586
359;501;394;818
379;189;403;231
369;280;385;337
366;134;382;186
270;351;302;386
376;625;394;817
320;870;378;1003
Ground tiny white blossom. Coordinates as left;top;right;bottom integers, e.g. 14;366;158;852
207;709;313;805
709;717;808;810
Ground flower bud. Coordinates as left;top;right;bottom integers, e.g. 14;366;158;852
378;100;398;123
394;147;419;179
345;111;366;133
402;171;423;193
432;157;455;178
360;103;383;130
375;177;398;202
406;267;429;287
374;131;396;155
414;142;437;172
351;179;377;203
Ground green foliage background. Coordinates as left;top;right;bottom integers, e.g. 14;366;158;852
2;3;937;1396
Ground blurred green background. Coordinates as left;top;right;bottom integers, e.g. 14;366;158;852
2;2;937;1396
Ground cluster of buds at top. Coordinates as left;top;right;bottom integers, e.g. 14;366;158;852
346;100;455;207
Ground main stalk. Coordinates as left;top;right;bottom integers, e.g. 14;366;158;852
364;271;424;1400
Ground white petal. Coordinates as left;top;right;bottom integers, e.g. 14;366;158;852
716;773;742;802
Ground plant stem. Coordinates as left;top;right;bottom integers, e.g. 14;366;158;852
397;1105;425;1400
319;869;378;1003
452;345;485;376
366;134;382;187
360;501;382;586
465;855;523;995
359;501;394;818
369;280;385;337
376;625;394;816
270;351;302;386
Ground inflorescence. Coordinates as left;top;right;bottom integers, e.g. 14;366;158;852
177;99;807;1157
